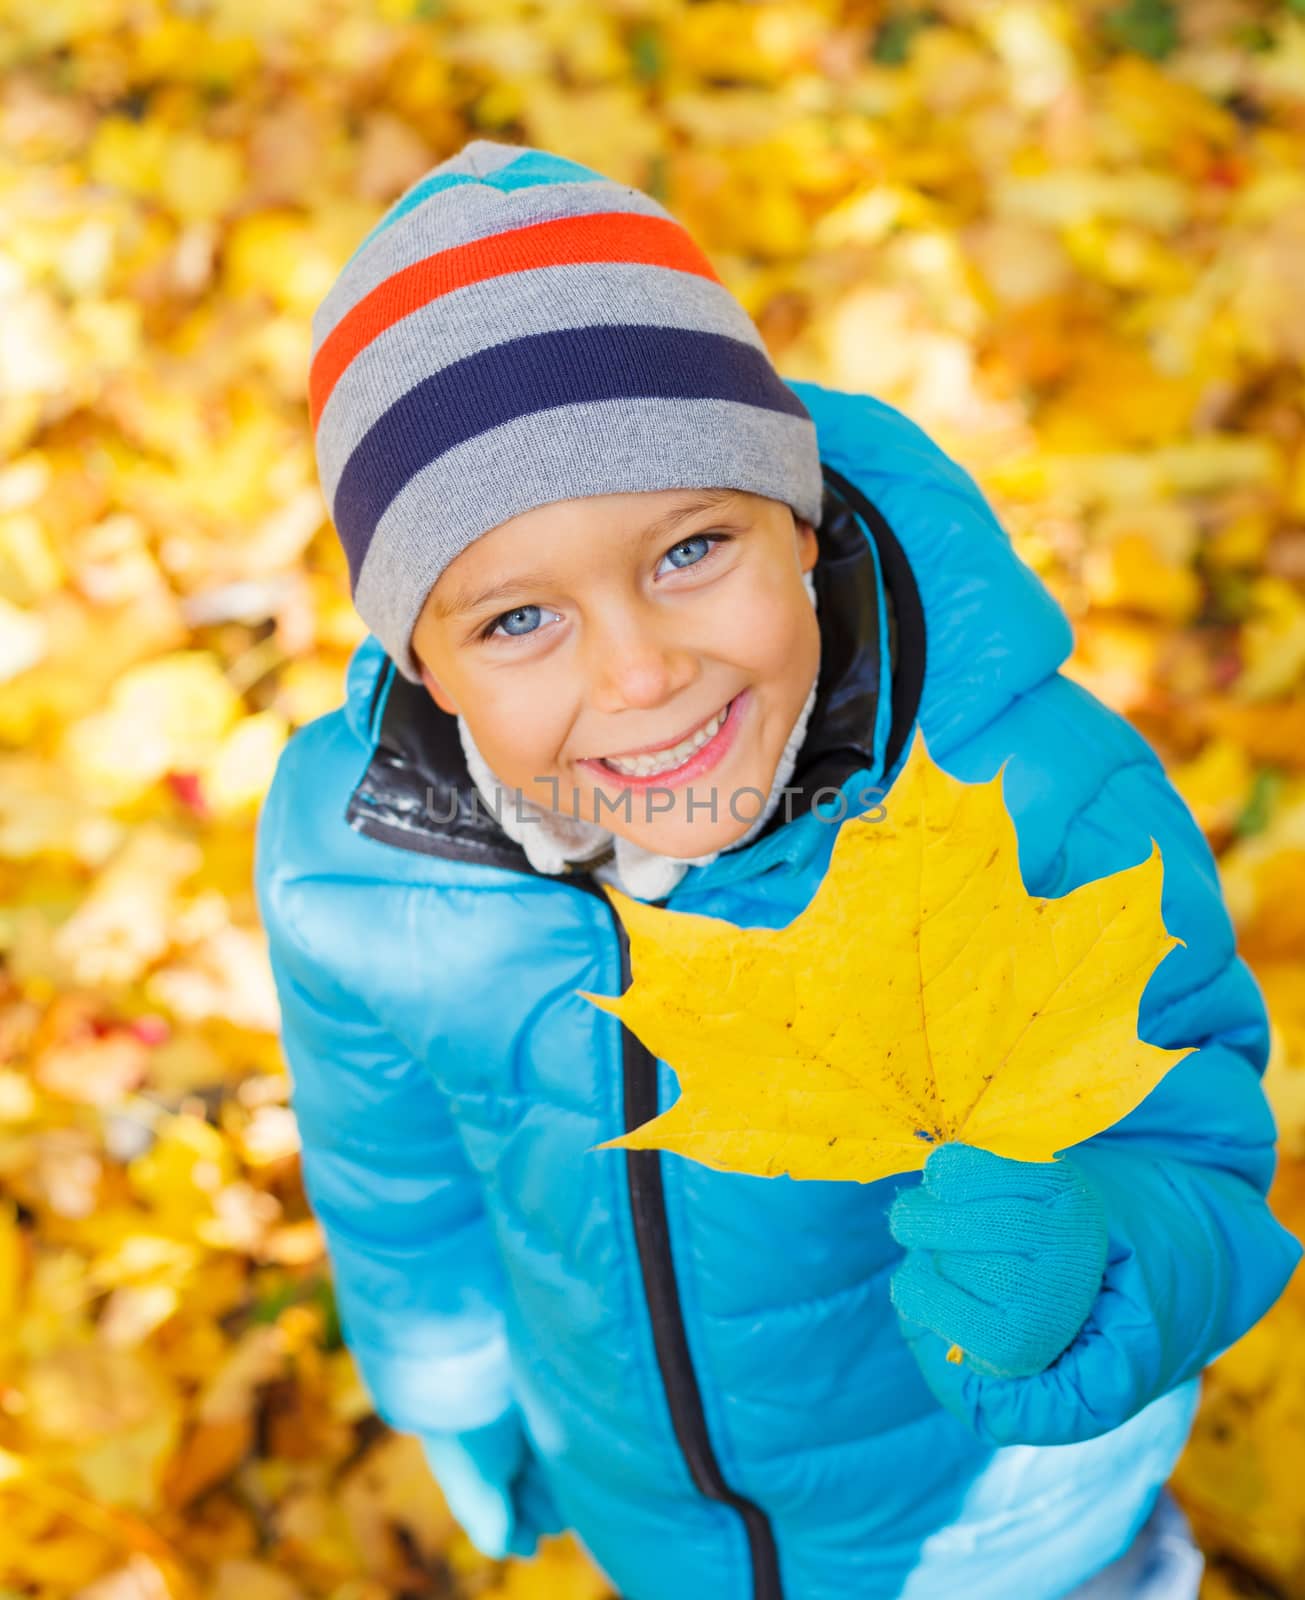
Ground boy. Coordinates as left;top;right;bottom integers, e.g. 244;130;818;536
255;141;1301;1599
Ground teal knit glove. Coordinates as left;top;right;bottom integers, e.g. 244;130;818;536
888;1143;1109;1380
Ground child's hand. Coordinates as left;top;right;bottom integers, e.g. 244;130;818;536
887;1143;1109;1381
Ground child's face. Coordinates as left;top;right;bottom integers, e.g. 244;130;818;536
411;488;820;859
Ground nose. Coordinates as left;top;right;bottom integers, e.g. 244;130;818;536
584;609;698;714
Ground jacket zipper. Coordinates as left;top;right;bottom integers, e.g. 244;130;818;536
573;872;783;1600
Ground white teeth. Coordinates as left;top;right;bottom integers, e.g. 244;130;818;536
601;702;729;777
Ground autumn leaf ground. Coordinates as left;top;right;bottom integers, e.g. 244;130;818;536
1;2;1303;1596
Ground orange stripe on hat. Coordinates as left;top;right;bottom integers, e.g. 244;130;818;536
309;210;724;434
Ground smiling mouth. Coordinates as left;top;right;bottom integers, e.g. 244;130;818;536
593;697;735;779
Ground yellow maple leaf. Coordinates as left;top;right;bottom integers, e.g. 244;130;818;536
580;728;1192;1183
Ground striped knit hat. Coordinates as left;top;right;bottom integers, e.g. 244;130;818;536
308;140;824;683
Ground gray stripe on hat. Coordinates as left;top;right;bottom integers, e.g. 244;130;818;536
311;181;672;355
351;396;823;683
313;264;772;506
433;138;538;180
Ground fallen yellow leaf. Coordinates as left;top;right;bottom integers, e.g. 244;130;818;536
582;728;1191;1183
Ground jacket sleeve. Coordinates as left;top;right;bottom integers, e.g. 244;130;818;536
911;669;1303;1449
254;762;566;1557
258;899;516;1438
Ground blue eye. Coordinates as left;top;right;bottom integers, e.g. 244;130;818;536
499;606;540;636
476;531;729;643
661;533;725;572
473;604;546;643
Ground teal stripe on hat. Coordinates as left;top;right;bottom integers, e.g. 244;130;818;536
479;150;607;189
343;150;608;269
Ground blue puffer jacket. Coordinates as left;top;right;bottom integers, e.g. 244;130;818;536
254;383;1301;1600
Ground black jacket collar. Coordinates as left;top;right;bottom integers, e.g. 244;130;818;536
344;464;926;875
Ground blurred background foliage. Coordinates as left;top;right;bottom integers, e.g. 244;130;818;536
0;1;1304;1596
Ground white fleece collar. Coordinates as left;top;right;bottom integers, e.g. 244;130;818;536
457;572;820;901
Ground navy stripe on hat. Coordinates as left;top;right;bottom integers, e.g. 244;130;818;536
332;323;811;587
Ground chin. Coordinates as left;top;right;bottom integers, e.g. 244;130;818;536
618;814;759;860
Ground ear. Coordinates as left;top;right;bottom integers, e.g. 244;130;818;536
419;661;459;716
795;517;818;574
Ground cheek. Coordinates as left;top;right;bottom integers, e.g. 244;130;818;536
469;683;571;777
708;578;786;661
744;585;819;680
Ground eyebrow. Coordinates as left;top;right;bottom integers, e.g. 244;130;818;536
430;489;743;621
